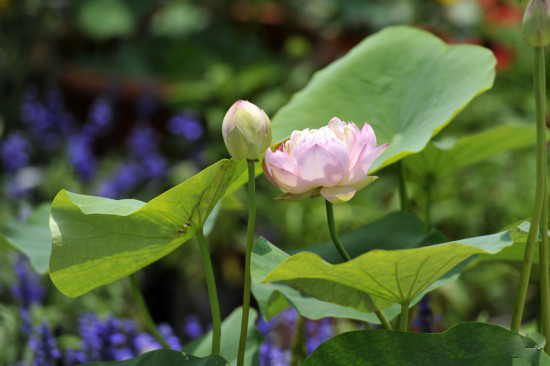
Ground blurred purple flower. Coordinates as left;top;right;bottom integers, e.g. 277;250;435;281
29;322;62;366
412;295;434;333
98;162;143;199
44;83;76;138
83;94;114;137
63;349;86;366
127;125;158;158
167;113;204;141
79;314;137;362
142;154;167;180
21;84;75;149
11;257;45;336
1;132;30;173
183;314;203;340
133;333;161;353
158;323;182;351
306;318;333;354
260;343;290;366
68;134;96;182
21;86;52;138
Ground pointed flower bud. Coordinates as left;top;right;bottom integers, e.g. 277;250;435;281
523;0;550;47
222;100;272;160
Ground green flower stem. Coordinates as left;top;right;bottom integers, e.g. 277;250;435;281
511;47;547;333
196;229;222;354
541;186;550;353
290;314;307;366
396;161;410;211
325;200;392;330
399;301;410;332
237;160;257;366
130;274;170;349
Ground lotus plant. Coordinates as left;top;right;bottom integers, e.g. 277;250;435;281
512;0;550;352
222;100;272;366
263;118;393;330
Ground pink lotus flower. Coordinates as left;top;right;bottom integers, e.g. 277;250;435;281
264;117;388;204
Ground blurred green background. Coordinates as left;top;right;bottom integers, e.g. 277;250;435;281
0;0;546;364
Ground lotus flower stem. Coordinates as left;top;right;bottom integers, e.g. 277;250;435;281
396;161;410;211
237;160;257;366
196;229;222;354
512;47;548;333
399;301;410;332
325;200;392;330
541;184;550;352
130;274;170;349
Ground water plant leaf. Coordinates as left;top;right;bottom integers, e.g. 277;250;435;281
49;159;245;297
261;226;525;310
85;350;228;365
271;25;496;171
302;322;550;365
251;237;401;322
406;124;541;181
1;204;51;274
183;307;262;366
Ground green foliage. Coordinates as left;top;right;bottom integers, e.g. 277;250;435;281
405;124;541;181
85;350;228;366
302;322;550;365
271;26;496;171
0;204;51;274
49;159;245;297
260;224;528;310
251;212;464;322
183;307;262;366
77;0;135;40
251;237;401;323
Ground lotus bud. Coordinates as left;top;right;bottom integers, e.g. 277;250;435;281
222;100;272;160
523;0;550;47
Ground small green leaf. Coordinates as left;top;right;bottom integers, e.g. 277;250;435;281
406;124;541;181
271;26;496;171
1;204;51;274
302;322;550;365
49;159;245;297
183;307;262;366
85;350;228;366
262;226;525;310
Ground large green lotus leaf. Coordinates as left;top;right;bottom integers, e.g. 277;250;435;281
262;227;525;310
1;204;51;274
301;211;447;264
479;221;550;264
183;307;262;366
252;237;401;322
252;235;468;321
406;124;540;181
271;26;496;171
49;159;245;297
302;322;549;366
85;350;228;365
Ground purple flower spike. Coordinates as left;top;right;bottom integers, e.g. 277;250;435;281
30;322;62;366
1;132;30;173
183;314;203;340
167;113;204;141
